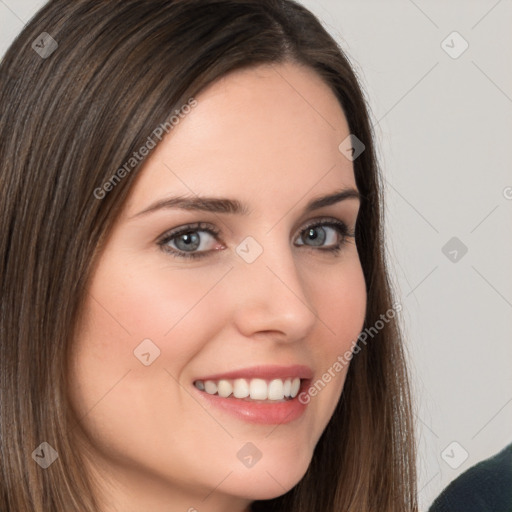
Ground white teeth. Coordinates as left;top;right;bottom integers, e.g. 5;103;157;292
290;378;301;397
217;379;233;398
204;380;217;395
283;379;292;397
233;378;249;398
249;378;268;400
194;377;303;401
268;379;284;400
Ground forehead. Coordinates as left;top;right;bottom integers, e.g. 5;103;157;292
123;62;356;217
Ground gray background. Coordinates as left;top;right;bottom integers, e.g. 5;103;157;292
1;1;511;510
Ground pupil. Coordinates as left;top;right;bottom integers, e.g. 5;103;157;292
177;232;200;251
307;227;325;246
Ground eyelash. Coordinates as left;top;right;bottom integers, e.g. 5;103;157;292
157;218;355;260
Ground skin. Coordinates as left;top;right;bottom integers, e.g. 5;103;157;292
68;61;367;512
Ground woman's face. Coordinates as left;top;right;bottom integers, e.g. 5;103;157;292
68;62;367;512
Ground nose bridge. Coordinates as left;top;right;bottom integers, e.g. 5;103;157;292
230;233;318;340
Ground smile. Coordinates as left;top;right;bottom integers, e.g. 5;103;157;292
194;377;302;401
192;365;312;424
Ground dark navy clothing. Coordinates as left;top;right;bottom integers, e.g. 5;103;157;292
429;443;512;512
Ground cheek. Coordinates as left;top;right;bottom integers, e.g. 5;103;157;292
79;255;231;362
303;256;366;422
67;258;232;476
313;256;367;350
67;255;231;420
94;261;225;339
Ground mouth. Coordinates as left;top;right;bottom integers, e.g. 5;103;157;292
194;377;303;402
192;365;312;424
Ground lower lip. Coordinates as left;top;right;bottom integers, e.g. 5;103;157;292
194;381;310;425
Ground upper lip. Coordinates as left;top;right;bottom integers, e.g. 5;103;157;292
194;364;313;382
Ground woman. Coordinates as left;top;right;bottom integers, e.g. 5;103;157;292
0;0;417;510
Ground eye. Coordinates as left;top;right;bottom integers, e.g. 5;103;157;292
294;218;353;253
157;218;354;260
157;222;222;259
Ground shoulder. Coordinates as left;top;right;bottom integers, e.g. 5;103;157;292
428;443;512;512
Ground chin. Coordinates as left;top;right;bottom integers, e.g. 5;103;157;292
224;452;312;501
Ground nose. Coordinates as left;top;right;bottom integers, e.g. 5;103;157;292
230;236;319;343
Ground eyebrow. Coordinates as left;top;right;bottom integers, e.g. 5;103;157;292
130;187;360;219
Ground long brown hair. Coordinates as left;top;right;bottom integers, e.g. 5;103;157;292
0;0;417;510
